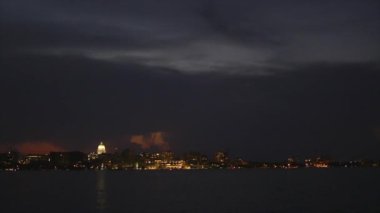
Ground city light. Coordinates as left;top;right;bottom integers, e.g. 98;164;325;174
0;142;378;171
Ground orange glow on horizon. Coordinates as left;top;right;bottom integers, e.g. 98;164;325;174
15;141;65;154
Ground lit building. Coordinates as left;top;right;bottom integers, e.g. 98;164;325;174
212;151;229;168
97;142;106;155
88;152;98;161
214;151;228;164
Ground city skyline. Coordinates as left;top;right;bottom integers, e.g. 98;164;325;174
2;141;379;172
1;140;379;163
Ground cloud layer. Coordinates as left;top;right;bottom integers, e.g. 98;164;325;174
1;0;379;74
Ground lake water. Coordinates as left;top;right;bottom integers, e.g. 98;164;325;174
1;169;379;213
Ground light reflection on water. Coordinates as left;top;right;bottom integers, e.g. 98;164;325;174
1;169;380;213
96;171;107;212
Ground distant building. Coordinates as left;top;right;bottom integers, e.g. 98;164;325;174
19;154;50;170
97;142;106;155
214;151;229;164
184;152;209;169
213;151;229;168
88;152;98;161
49;152;87;169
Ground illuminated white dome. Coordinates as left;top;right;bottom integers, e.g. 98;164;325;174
97;142;106;154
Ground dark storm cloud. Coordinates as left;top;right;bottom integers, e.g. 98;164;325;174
2;0;379;73
1;0;380;159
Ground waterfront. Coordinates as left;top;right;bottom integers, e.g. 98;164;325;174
1;169;379;213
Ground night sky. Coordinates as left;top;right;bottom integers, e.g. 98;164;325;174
1;0;380;160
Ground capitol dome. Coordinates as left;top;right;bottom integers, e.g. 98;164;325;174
97;142;106;154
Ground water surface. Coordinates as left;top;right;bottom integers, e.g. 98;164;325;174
1;169;379;213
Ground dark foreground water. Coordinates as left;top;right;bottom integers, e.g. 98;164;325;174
1;169;379;213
